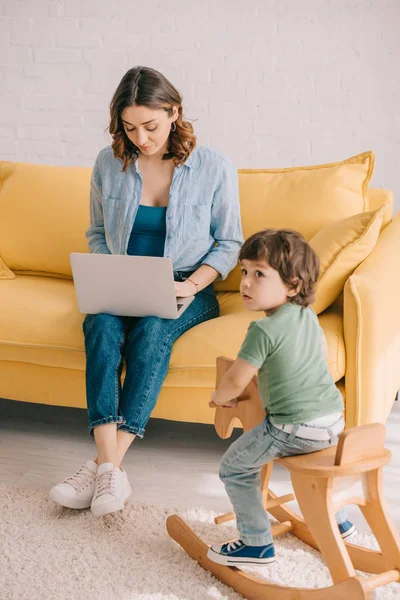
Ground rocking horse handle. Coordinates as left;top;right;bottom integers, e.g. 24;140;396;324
210;356;266;439
208;394;250;408
209;391;250;409
209;356;252;408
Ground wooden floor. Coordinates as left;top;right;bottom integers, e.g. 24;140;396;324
1;397;399;532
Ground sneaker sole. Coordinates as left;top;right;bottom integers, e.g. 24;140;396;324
49;487;93;510
91;484;132;518
341;524;356;539
207;547;276;566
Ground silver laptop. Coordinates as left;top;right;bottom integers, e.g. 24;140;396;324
70;253;195;319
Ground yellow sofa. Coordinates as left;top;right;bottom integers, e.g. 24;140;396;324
1;154;399;429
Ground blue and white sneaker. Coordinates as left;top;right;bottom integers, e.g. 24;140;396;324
338;520;356;539
207;539;276;566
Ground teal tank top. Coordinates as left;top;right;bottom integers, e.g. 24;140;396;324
127;205;167;257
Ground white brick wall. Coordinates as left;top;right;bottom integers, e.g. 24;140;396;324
0;0;399;209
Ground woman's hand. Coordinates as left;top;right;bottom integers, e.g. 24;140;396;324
174;280;198;298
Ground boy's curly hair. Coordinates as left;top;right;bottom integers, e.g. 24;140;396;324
239;229;320;307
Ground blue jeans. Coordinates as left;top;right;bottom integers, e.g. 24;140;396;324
82;271;219;438
219;415;348;546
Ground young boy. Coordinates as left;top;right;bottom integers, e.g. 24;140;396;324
207;228;355;567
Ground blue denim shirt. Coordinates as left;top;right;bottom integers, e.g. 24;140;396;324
86;145;244;280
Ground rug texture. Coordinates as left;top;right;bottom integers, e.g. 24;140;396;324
0;483;398;600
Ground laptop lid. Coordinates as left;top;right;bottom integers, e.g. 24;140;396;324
70;253;187;319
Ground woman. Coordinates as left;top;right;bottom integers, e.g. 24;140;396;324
50;66;243;517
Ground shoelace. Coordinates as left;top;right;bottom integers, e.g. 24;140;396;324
64;466;94;492
94;470;115;499
225;540;244;552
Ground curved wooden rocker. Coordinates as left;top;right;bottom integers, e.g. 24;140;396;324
167;357;400;599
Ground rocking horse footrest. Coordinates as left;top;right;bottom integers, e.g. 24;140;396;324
265;493;295;509
214;494;295;525
363;569;400;592
271;521;293;537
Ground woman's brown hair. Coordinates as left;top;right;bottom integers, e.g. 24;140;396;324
108;66;196;171
239;229;320;307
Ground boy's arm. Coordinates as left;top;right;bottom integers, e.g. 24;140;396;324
211;358;259;407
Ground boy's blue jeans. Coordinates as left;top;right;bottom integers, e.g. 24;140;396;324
82;271;219;438
220;415;348;546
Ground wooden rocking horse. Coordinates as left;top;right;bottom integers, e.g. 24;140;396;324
167;356;400;599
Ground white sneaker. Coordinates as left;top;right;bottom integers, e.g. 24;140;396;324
50;460;97;509
91;462;132;517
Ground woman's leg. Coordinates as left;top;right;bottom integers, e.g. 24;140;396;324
84;313;139;468
116;430;136;464
94;423;119;466
51;313;132;512
94;431;136;467
83;313;129;463
118;285;219;439
83;312;135;517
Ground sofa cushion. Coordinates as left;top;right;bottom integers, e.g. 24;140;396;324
0;276;345;386
214;151;375;292
310;205;385;314
0;276;85;370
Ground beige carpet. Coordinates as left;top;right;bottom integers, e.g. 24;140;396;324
0;483;399;600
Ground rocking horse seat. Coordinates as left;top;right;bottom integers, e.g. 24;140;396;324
278;445;392;478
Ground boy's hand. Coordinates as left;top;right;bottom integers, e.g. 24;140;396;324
211;391;238;408
210;358;258;409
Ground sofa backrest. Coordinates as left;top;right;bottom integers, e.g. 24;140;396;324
0;158;393;285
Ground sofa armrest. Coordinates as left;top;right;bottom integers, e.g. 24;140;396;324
343;212;400;427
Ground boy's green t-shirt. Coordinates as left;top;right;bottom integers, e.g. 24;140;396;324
237;302;344;424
